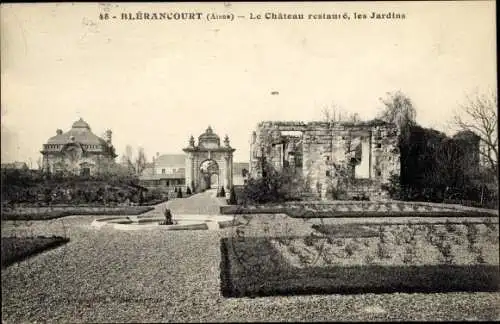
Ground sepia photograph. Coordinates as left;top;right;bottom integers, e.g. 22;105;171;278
1;1;498;322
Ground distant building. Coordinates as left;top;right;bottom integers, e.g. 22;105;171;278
139;154;186;188
40;118;117;176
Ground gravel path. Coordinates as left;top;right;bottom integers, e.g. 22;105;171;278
2;194;499;322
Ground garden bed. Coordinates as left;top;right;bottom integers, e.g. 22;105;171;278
220;202;497;218
1;206;154;221
166;223;209;231
1;236;70;268
220;222;499;297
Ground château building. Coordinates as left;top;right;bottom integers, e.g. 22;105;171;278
40;118;117;176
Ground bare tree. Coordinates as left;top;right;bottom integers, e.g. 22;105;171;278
348;112;361;123
135;147;147;175
125;145;134;162
322;102;362;123
322;102;343;122
36;157;43;170
453;91;498;173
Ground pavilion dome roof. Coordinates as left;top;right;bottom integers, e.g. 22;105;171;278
46;118;107;146
198;126;220;140
197;125;221;147
71;118;91;129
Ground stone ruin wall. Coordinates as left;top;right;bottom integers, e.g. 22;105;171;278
249;120;400;201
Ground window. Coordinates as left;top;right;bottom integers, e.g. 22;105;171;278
326;171;331;177
376;143;382;148
376;170;382;177
162;169;166;174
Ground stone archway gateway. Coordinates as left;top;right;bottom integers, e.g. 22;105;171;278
183;126;235;192
199;159;219;190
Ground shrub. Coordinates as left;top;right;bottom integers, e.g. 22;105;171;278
304;234;315;247
333;238;345;247
376;242;392;259
403;246;415;264
344;241;359;256
483;218;497;231
476;252;486;264
364;254;375;264
466;223;479;249
445;220;457;233
228;186;237;205
219;186;226;197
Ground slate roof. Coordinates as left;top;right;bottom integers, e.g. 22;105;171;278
46;118;108;146
154;154;186;167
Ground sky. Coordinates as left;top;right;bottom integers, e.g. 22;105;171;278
1;1;497;166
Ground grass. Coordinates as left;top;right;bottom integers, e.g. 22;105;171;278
1;236;69;268
1;206;154;221
220;237;500;298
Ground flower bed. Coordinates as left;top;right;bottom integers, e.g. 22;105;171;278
220;222;499;297
1;206;154;221
1;236;70;268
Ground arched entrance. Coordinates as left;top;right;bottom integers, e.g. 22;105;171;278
183;126;236;193
199;159;219;190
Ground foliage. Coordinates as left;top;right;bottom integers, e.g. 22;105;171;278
218;186;226;197
243;162;301;204
1;236;70;269
380;121;498;208
378;90;417;143
228;186;237;205
0;168;155;206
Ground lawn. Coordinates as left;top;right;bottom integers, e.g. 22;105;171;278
2;214;500;322
221;220;499;297
1;236;70;268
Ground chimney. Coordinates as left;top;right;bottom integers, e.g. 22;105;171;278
105;130;112;143
56;129;63;135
